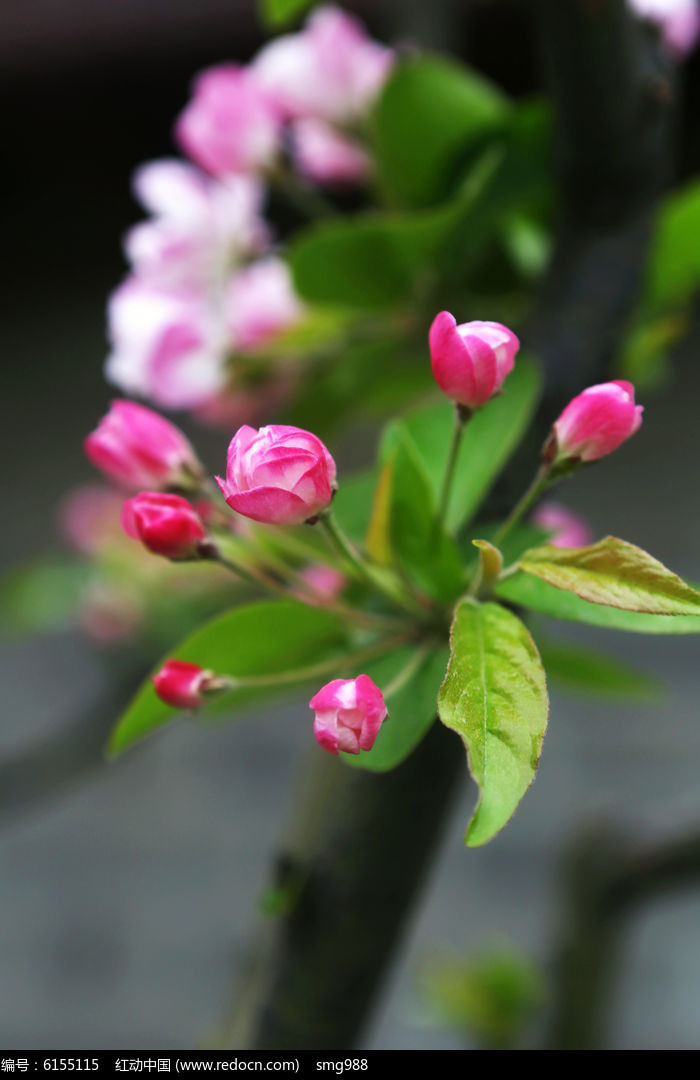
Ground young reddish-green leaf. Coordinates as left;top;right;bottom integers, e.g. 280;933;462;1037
438;600;548;847
342;644;450;773
518;537;700;616
108;601;350;757
494;572;700;634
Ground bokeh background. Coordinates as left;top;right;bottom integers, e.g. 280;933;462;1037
1;0;699;1050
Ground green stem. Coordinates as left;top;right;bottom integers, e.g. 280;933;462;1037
491;463;553;549
382;641;434;701
223;633;414;692
319;512;426;619
210;545;404;632
437;405;471;526
206;551;278;595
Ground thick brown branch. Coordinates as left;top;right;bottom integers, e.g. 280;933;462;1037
546;822;700;1050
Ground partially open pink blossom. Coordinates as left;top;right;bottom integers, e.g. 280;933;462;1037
552;381;644;464
175;64;283;177
105;277;228;410
85;400;199;490
429;312;520;409
217;424;337;525
153;659;226;709
532;502;593;548
225;257;303;351
124;159;267;290
253;5;393;123
296;564;347;605
292;118;371;186
122;492;207;559
628;0;700;57
59;485;126;555
310;675;388;755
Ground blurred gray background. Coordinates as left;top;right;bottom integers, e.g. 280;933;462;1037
1;0;699;1051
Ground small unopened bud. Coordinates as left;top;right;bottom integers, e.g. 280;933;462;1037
85;400;200;490
550;381;643;465
429;312;520;409
121;492;207;559
532;502;592;548
152;659;230;709
309;675;387;755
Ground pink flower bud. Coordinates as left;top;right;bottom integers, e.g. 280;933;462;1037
552;381;644;464
152;659;225;709
531;502;593;548
429;311;520;409
85;400;200;490
59;485;125;555
309;675;388;755
121;492;207;559
216;424;337;526
296;564;347;605
175;64;282;177
253;5;393;124
628;0;700;57
291;118;371;186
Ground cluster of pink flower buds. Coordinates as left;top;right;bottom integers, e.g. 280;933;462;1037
429;318;643;464
105;7;393;425
87;309;645;757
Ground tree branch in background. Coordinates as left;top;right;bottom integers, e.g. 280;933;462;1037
529;0;675;403
546;821;700;1050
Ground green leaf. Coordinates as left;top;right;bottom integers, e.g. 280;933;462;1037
438;600;548;846
391;356;541;532
537;640;661;700
288;147;503;309
646;179;700;311
518;537;700;616
342;644;449;772
373;54;509;207
108;600;349;757
494;572;700;634
259;0;314;28
378;427;466;601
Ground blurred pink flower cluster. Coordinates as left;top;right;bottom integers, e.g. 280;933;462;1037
106;6;393;425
